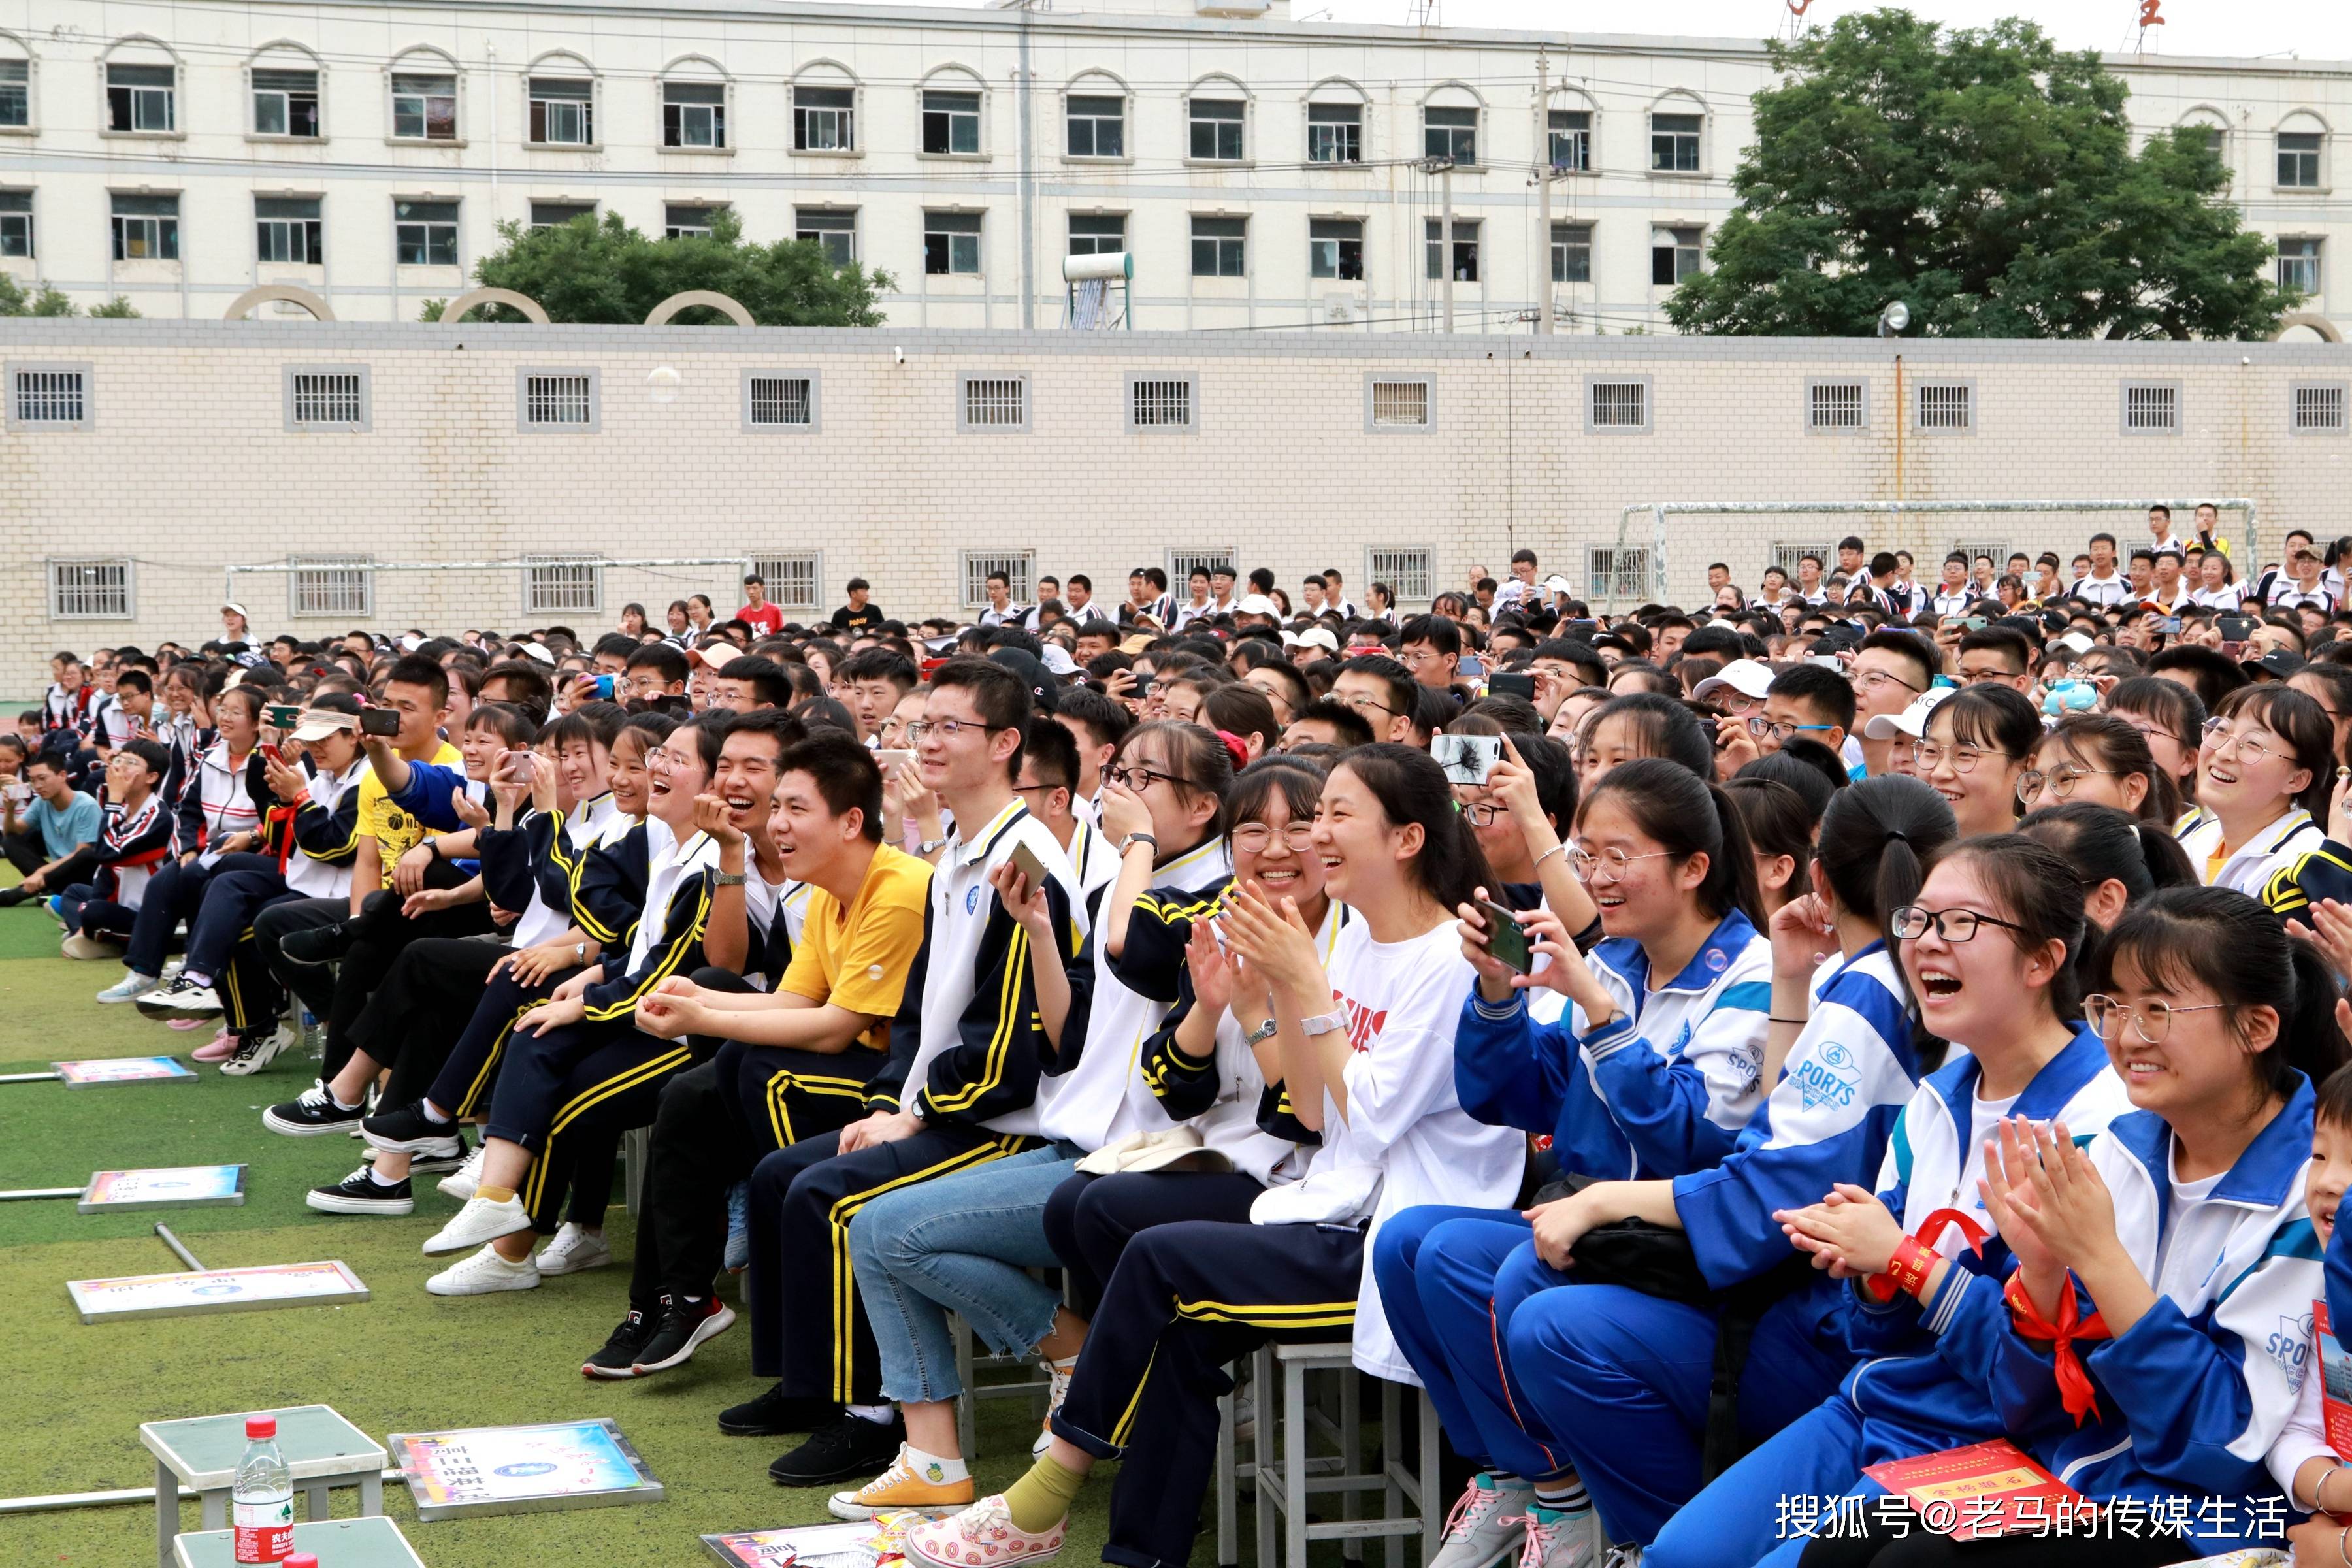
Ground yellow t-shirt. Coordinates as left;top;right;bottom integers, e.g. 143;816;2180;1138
356;740;465;890
779;844;934;1051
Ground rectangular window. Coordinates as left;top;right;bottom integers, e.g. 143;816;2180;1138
1549;108;1592;172
1190;216;1245;278
1589;379;1650;431
666;203;725;240
2279;131;2323;188
1652;225;1703;286
291;557;372;617
1167;547;1237;589
751;553;823;610
2295;383;2347;434
1769;541;1833;581
796;207;857;265
1586;546;1655;602
1311;217;1364;280
110;193;178;261
529;201;595;231
523;555;602;614
1307;101;1361;164
393;199;457;267
1367;548;1433;604
794;85;855;152
12;367;88;427
961;551;1036;607
0;59;25;128
1130;376;1194;431
1369;378;1431;430
528;77;593;146
521;372;596;429
922;89;981;155
106;63;174;133
1066;95;1124;158
1068;213;1125;255
1550;221;1592;284
1916;382;1973;430
1424;217;1479;282
0;189;31;259
961;376;1026;431
1808;380;1867;431
49;560;131;619
391;73;457;141
287;370;365;428
747;375;815;427
2280;237;2323;297
2123;382;2180;434
1651;112;1702;172
255;196;322;264
662;80;725;148
924;210;981;275
1424;105;1476;165
1188;98;1244;161
252;67;319;137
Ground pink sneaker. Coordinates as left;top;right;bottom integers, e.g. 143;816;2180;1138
903;1497;1066;1568
191;1030;238;1061
171;1015;215;1032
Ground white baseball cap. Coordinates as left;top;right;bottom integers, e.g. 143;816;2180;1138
1236;595;1280;618
1284;627;1340;653
1541;575;1576;597
1862;685;1956;740
1690;658;1774;705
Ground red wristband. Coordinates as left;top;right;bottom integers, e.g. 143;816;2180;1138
1884;1235;1938;1299
1863;1207;1987;1305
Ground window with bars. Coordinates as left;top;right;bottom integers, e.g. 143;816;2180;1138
2295;383;2348;434
1769;542;1833;581
1367;547;1433;604
520;371;596;431
1808;380;1867;432
960;375;1027;432
962;551;1036;608
1916;382;1973;431
286;368;367;430
291;558;372;617
1586;547;1656;603
1948;540;2008;576
10;366;89;428
1130;376;1195;431
1367;378;1431;431
745;373;817;430
1588;378;1650;432
1167;547;1237;588
49;560;132;619
750;553;823;610
523;556;603;614
2123;382;2180;435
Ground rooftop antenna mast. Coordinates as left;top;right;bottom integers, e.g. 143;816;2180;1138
1776;0;1813;42
1407;0;1439;27
2134;0;2166;53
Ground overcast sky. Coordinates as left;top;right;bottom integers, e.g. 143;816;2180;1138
1303;0;2349;62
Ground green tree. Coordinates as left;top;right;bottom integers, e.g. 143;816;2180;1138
87;295;141;318
1665;9;2295;339
418;209;891;324
0;276;85;316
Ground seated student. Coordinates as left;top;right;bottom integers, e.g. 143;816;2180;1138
581;731;929;1380
1441;721;1588;924
816;723;1235;1514
900;743;1524;1568
2104;675;2209;837
838;649;920;747
1637;836;2132;1568
2182;685;2331;894
2276;1066;2352;1568
2018;802;2195;936
1575;692;1717;788
0;751;101;905
1714;664;1857;779
1916;685;2039;839
55;738;175;958
1793;888;2344;1568
2016;712;2182;826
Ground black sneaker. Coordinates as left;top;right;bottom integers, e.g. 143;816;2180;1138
719;1383;841;1438
768;1412;906;1487
361;1100;463;1157
263;1082;365;1137
277;920;356;968
304;1164;414;1216
634;1294;738;1375
583;1307;657;1380
410;1130;474;1176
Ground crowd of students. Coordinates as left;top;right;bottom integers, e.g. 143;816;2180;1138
13;524;2352;1568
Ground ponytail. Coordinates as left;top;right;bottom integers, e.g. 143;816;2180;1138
1815;775;1957;953
1332;743;1495;917
2020;802;2197;915
1582;757;1765;930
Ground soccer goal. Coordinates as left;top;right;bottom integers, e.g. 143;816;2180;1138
222;554;760;635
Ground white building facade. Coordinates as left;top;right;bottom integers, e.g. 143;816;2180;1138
2;0;2350;336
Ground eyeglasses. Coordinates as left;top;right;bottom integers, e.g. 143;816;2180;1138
1746;716;1837;742
1011;782;1064;799
1459;802;1507;826
1910;741;2016;774
1569;844;1676;885
1957;667;2021;685
1337;691;1397;717
1232;823;1317;854
1106;763;1197;793
1889;905;2032;943
2200;718;2283;766
2084;993;2230;1044
2117;717;2196;752
2017;765;2114;802
905;717;1000;743
1855;669;1923;697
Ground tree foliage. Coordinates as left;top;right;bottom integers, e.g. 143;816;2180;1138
1664;9;2296;339
0;276;132;317
419;208;891;325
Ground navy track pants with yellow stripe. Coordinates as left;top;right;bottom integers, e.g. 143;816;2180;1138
483;1014;693;1235
1049;1218;1364;1568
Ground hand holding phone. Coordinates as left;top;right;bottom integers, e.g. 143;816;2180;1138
1432;733;1503;787
1479;898;1533;974
359;707;401;738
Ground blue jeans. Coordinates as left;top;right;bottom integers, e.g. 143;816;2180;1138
847;1143;1081;1405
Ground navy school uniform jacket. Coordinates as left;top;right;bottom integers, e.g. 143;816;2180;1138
579;829;722;1024
576;820;651;962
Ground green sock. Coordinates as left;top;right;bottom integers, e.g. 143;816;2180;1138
1002;1452;1086;1534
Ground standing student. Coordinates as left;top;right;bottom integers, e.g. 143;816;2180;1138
1914;685;2038;838
2179;685;2331;894
900;744;1524;1568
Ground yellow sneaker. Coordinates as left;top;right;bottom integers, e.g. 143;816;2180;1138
828;1445;977;1522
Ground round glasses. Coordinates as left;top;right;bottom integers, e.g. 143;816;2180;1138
1232;823;1316;855
1569;845;1675;885
1911;742;2014;774
2084;992;2229;1044
2017;766;2114;802
2200;718;2281;766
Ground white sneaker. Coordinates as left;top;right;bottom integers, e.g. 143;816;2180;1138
425;1243;542;1297
137;974;223;1019
422;1192;533;1256
1032;1358;1075;1458
218;1029;287;1077
536;1222;612;1276
1429;1476;1536;1568
96;972;157;1004
438;1143;487;1201
1508;1506;1605;1568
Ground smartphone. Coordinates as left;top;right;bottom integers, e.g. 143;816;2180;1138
1431;732;1503;787
1490;672;1537;702
1458;654;1486;681
507;749;539;783
359;707;401;738
2220;642;2246;661
2219;615;2259;643
2153;615;2182;636
1962;617;1989;632
1478;898;1532;975
872;748;915;773
1007;840;1051;894
260;743;285;766
1132;676;1156;699
266;704;301;729
591;674;617;700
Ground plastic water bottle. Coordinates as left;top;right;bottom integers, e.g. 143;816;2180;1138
232;1414;293;1564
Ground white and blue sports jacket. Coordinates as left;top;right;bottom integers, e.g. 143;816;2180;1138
1455;909;1771;1181
1993;1075;2321;1554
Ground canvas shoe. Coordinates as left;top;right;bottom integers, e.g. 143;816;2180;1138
536;1222;612;1276
410;1132;473;1177
61;933;119;960
438;1143;487;1201
219;1029;287;1077
1429;1477;1537;1568
632;1293;736;1373
828;1445;977;1521
902;1496;1067;1568
362;1100;465;1158
1507;1507;1605;1568
306;1165;415;1216
425;1243;541;1297
97;971;157;1004
583;1307;656;1380
262;1081;364;1136
135;974;221;1019
718;1384;839;1438
1031;1359;1076;1458
423;1192;533;1256
190;1029;239;1063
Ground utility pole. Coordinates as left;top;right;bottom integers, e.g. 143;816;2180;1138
1535;47;1552;336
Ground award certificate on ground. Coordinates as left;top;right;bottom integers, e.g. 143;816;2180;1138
389;1417;663;1520
54;1056;197;1086
68;1259;368;1323
79;1164;248;1212
701;1518;889;1568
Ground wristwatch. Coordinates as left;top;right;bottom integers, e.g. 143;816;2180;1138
573;941;588;964
918;836;951;857
1298;1009;1348;1039
713;870;747;887
1245;1018;1279;1046
1119;832;1159;857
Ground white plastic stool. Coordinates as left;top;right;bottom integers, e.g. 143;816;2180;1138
1249;1343;1441;1568
950;1314;1056;1459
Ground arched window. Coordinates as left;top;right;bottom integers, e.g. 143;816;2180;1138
248;42;323;139
1547;86;1598;172
792;61;859;154
1064;71;1128;161
1305;78;1367;165
1420;83;1482;167
1188;74;1249;163
103;37;180;136
525;51;596;148
0;31;36;132
2278;111;2328;189
919;65;987;157
387;48;459;142
661;56;729;150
